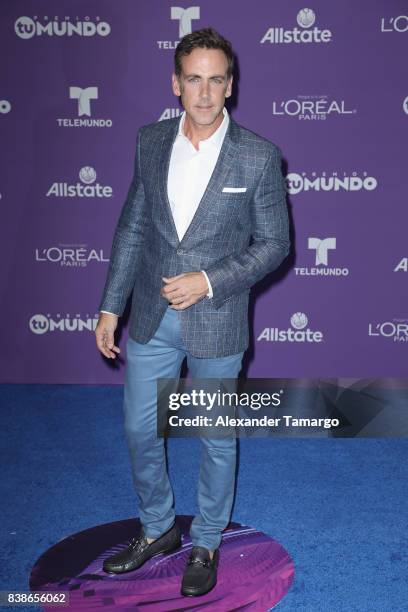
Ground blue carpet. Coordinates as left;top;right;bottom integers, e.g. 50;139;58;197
0;384;407;611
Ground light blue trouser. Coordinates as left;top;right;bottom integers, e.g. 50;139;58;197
123;305;244;550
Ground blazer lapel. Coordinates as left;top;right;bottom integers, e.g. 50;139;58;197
158;116;182;246
157;114;240;248
180;120;239;247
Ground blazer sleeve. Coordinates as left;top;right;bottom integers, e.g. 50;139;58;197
205;145;290;310
98;128;148;316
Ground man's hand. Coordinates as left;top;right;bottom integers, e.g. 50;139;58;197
95;312;120;359
161;272;209;310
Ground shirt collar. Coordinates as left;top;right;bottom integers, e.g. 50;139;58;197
178;107;229;150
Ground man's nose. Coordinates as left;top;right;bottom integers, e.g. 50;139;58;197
199;80;210;98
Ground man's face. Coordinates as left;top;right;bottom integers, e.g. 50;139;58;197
172;47;232;127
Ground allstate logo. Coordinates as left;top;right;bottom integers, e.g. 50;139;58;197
261;8;332;44
297;9;316;28
29;314;49;334
0;100;11;114
79;166;97;184
159;108;182;121
46;166;112;198
257;312;323;342
291;312;308;330
403;96;408;115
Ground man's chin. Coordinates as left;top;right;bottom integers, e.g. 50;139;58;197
189;109;222;126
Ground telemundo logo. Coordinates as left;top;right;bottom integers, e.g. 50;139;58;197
57;87;113;128
171;6;200;37
294;237;350;277
157;6;200;50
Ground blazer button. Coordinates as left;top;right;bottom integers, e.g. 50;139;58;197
176;249;184;255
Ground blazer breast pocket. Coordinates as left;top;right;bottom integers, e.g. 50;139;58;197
219;187;249;208
222;187;247;193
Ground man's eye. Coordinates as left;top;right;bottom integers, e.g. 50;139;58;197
188;77;199;83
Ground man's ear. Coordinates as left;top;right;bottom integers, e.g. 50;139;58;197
225;75;233;98
172;73;181;97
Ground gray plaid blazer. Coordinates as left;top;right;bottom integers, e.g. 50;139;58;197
99;114;290;358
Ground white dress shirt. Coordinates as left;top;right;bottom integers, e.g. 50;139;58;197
168;106;229;298
101;107;229;314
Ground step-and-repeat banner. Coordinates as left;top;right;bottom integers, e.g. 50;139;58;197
1;1;406;384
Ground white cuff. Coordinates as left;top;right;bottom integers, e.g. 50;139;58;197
201;270;213;299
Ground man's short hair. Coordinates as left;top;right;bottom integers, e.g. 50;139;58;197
174;27;234;80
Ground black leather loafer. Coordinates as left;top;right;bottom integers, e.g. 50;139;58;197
103;522;182;574
181;546;219;596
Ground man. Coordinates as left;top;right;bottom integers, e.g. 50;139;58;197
95;28;289;597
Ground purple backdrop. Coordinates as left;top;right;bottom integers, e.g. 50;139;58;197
1;0;407;384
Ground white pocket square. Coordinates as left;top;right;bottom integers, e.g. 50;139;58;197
222;187;247;193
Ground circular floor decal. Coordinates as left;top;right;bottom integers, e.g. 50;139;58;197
30;515;294;611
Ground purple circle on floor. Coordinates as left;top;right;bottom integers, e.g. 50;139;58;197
30;515;294;611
